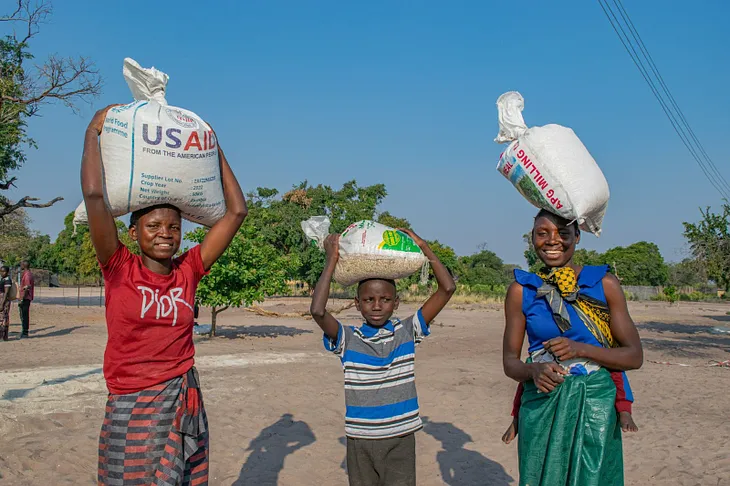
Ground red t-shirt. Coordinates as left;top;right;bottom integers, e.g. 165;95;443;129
21;270;34;301
101;244;208;395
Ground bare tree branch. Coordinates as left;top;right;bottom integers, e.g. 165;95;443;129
0;1;52;43
0;195;62;218
0;2;101;115
1;55;102;113
0;2;25;23
0;1;99;218
0;177;17;190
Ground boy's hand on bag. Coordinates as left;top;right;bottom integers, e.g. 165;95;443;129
323;234;340;262
398;228;426;248
88;105;122;135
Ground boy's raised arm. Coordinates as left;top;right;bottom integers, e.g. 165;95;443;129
310;234;341;340
400;229;456;324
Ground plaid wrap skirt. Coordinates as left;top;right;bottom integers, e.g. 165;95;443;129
98;367;209;485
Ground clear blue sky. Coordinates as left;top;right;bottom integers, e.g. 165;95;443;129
8;0;730;265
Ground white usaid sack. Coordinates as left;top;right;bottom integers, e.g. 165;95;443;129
301;216;428;287
74;58;225;227
494;91;609;235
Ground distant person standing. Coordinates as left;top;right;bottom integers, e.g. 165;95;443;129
19;261;34;338
0;266;12;341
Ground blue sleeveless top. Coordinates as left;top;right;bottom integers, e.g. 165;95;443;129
514;265;610;353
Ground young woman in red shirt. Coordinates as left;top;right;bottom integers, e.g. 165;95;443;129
82;105;247;485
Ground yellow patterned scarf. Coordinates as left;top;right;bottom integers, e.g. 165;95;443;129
537;266;617;348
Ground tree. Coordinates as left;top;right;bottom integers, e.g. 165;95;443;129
668;258;707;288
398;240;459;291
245;180;401;289
0;207;32;264
186;224;289;337
502;263;521;282
377;211;411;230
0;1;102;217
459;248;512;287
43;212;136;279
602;242;668;286
573;249;603;267
663;285;678;305
25;231;51;268
523;233;542;273
683;204;730;290
0;208;55;267
427;241;459;275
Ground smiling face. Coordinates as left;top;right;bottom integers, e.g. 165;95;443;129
129;207;182;261
356;279;399;327
532;213;580;269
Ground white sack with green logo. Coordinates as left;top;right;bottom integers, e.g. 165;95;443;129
494;91;609;235
74;58;225;228
301;216;428;286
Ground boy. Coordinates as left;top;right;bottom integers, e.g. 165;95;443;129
311;228;455;486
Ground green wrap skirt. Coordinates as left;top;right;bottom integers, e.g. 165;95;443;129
517;368;623;486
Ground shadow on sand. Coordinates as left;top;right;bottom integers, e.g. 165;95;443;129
234;413;316;486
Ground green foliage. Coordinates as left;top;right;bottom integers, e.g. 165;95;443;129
668;258;708;287
522;227;668;286
0;34;34;182
186;223;289;336
0;3;102;217
400;282;507;305
683;204;730;291
601;241;668;286
459;283;508;298
377;211;411;230
0;209;35;265
29;212;136;281
427;240;459;275
396;239;460;292
573;249;602;266
458;248;512;287
663;285;678;304
245;181;390;289
677;291;714;302
523;233;541;273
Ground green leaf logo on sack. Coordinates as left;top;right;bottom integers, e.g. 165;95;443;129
301;216;427;286
379;230;421;253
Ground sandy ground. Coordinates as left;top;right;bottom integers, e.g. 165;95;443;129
0;294;728;485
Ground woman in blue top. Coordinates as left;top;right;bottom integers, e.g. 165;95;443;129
502;209;643;486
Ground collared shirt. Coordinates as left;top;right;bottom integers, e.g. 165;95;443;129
324;309;429;439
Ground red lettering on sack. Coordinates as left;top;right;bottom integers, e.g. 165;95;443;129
184;132;203;151
513;143;567;211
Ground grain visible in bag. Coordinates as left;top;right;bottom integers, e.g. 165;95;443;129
301;217;427;287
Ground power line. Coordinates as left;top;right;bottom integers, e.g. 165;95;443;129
612;0;730;196
597;0;730;200
599;0;728;198
599;0;730;198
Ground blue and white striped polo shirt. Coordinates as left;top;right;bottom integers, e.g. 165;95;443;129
324;309;429;439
